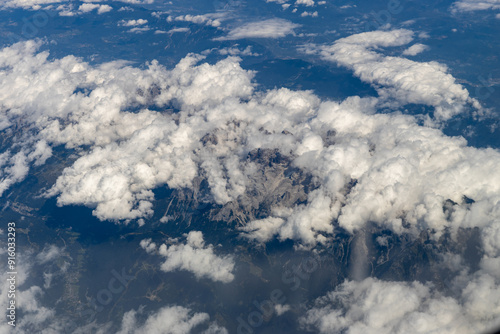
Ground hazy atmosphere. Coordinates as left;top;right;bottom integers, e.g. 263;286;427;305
0;0;500;333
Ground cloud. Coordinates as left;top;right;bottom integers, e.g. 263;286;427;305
402;43;429;56
167;13;224;27
240;217;287;243
1;38;500;251
266;0;288;4
217;45;259;57
113;0;154;4
0;0;149;10
237;91;500;245
1;30;500;334
116;306;227;334
140;231;235;283
305;29;480;122
0;139;50;196
162;27;190;34
0;251;65;333
0;0;64;9
78;3;112;14
139;238;157;253
128;26;150;33
274;304;291;316
295;0;314;6
0;151;30;196
119;19;148;26
300;11;318;17
301;276;500;334
118;19;150;33
0;41;254;220
36;244;63;264
0;237;227;333
214;18;300;40
452;0;500;12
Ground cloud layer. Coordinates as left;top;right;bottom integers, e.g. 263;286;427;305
1;37;500;250
1;27;500;333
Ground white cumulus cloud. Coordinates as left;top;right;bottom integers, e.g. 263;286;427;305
296;0;314;6
305;29;480;123
301;276;500;334
167;13;225;28
140;231;235;283
402;43;429;56
78;3;112;14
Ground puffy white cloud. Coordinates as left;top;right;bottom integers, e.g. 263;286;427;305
78;3;112;14
0;151;30;196
128;26;150;33
301;277;500;334
296;0;314;6
240;216;287;243
167;13;224;28
0;139;51;196
300;10;318;17
402;43;429;56
139;238;157;253
274;304;291;316
40;57;254;220
242;189;338;246
306;29;480;122
0;41;255;219
0;0;64;9
96;4;112;15
214;18;300;40
141;231;235;283
237;92;500;244
119;19;148;26
310;98;500;235
116;306;227;334
0;0;149;10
